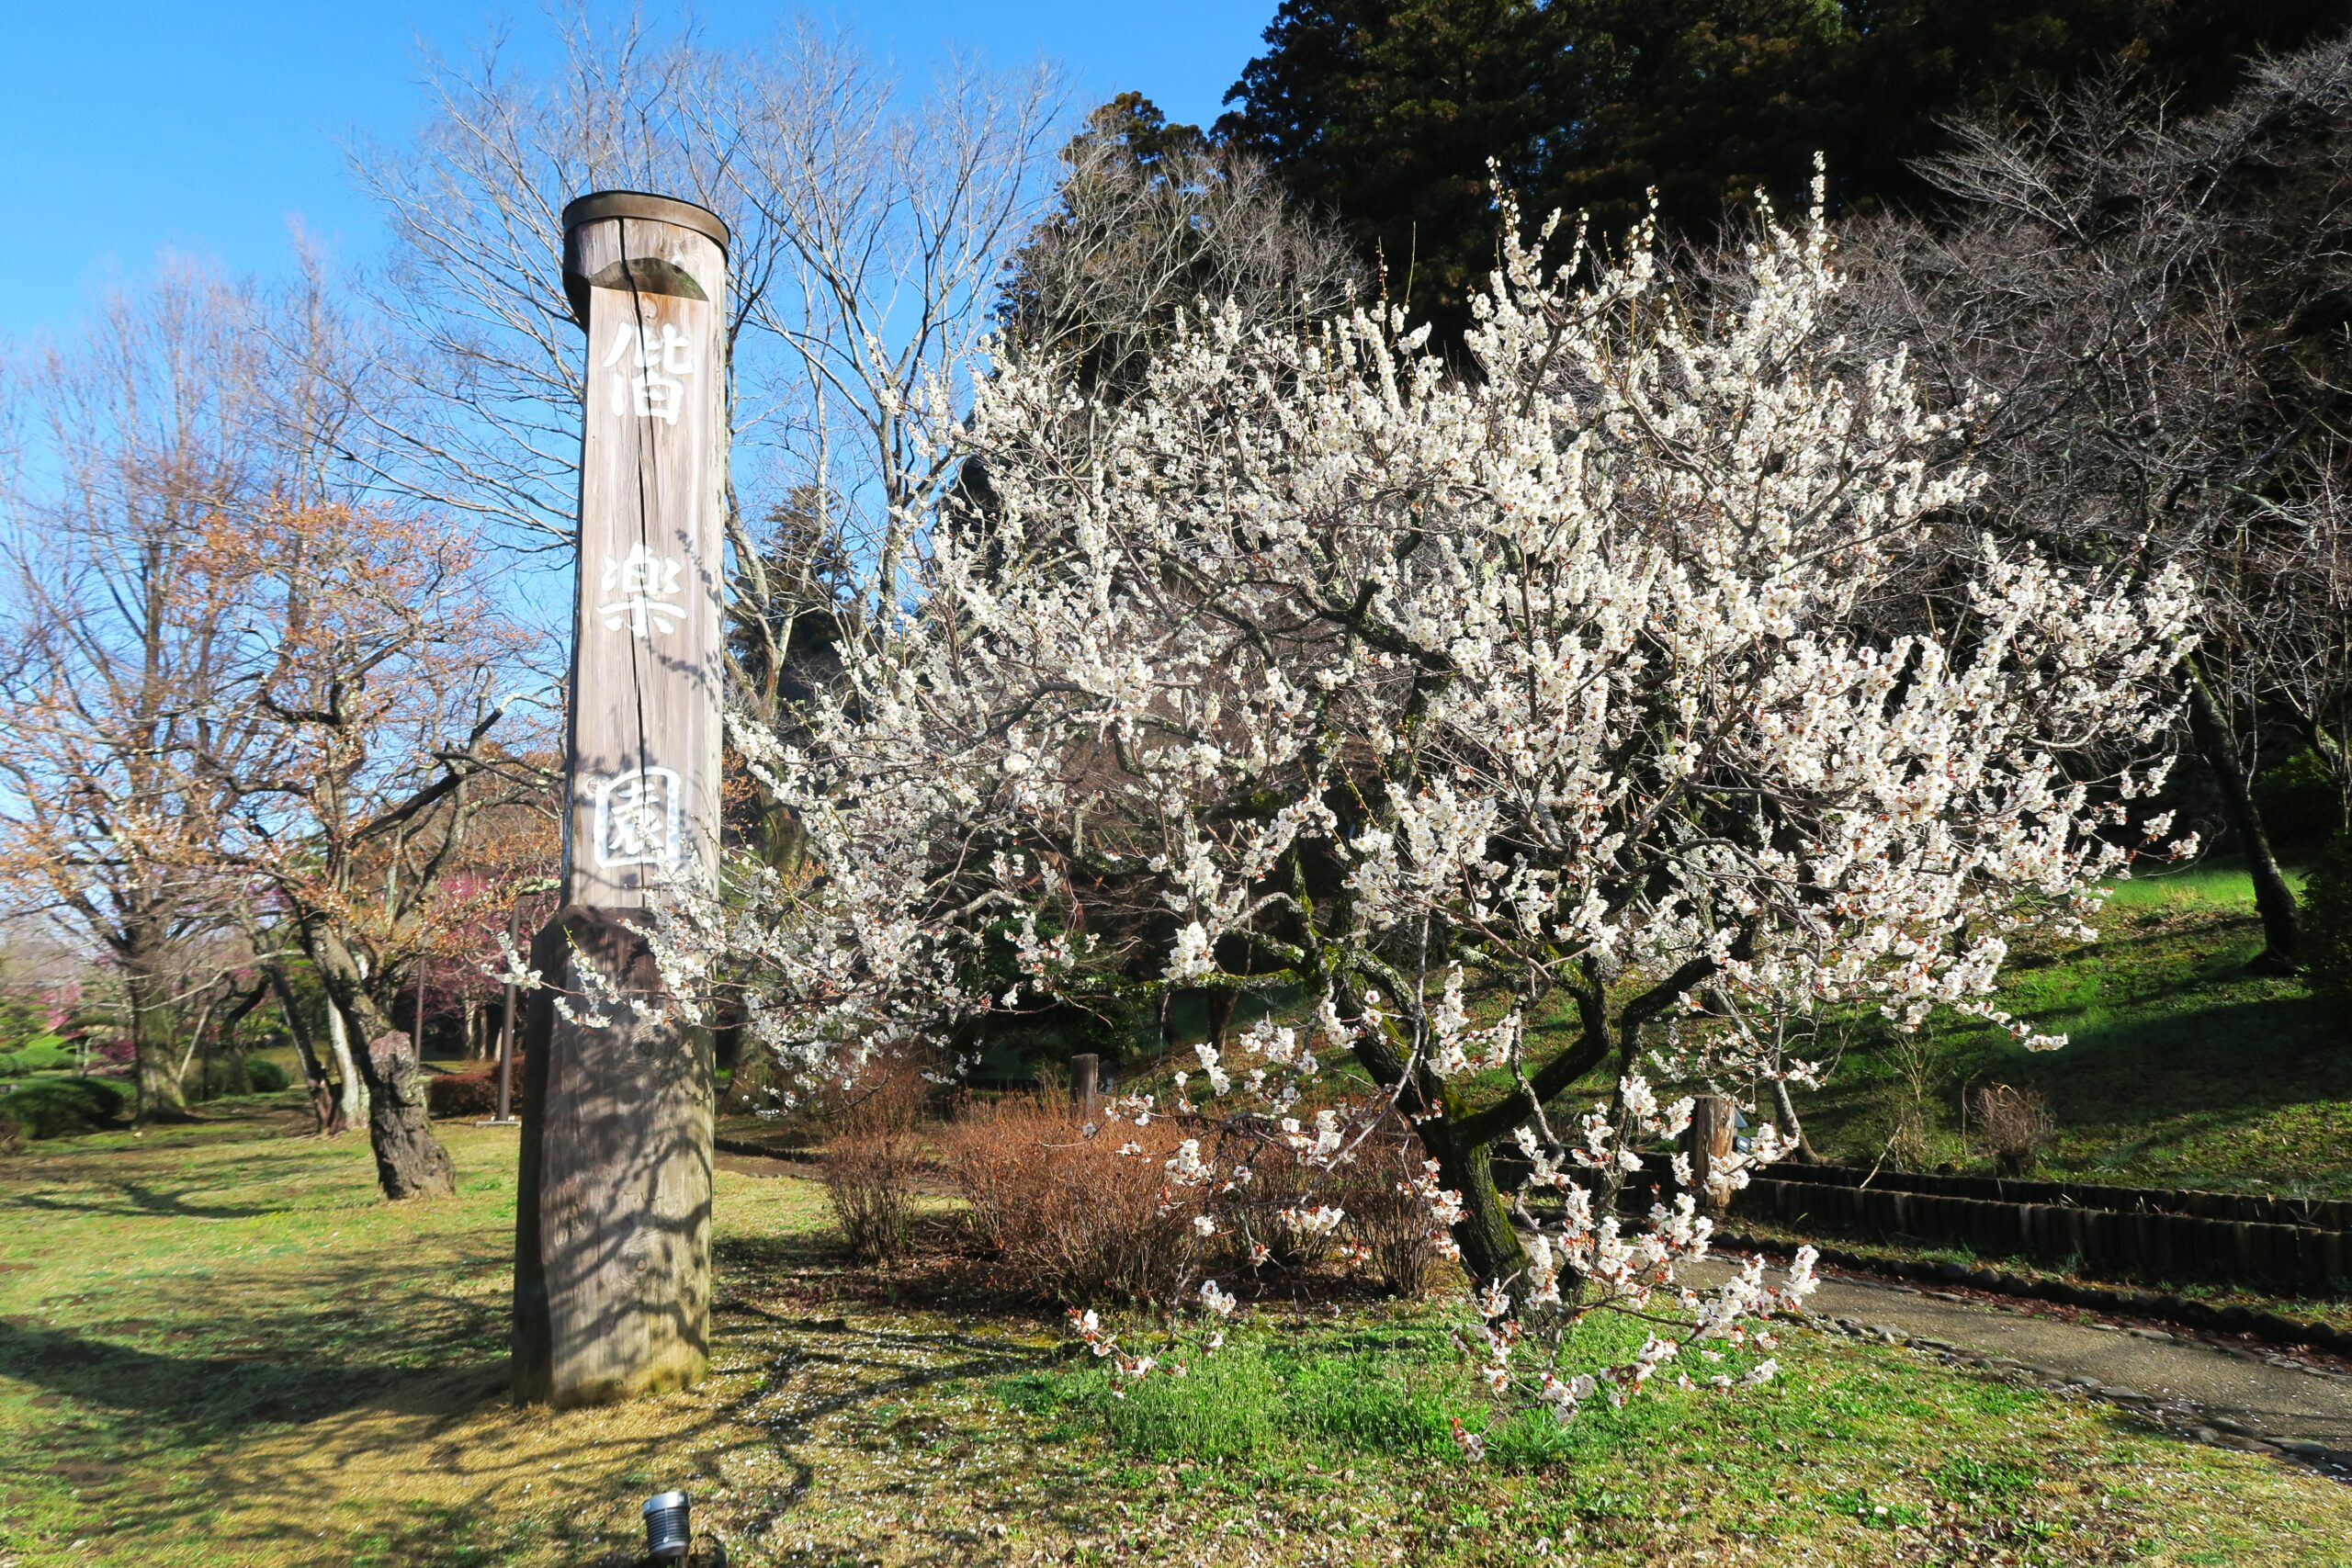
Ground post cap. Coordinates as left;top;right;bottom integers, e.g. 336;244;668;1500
562;190;730;254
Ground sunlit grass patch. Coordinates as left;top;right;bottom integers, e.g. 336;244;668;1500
976;1305;2352;1564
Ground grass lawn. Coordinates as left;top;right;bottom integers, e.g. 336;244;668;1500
1774;857;2350;1198
3;1100;2349;1565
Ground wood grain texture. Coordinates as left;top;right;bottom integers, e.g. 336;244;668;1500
514;197;727;1407
560;210;726;906
1687;1095;1736;1218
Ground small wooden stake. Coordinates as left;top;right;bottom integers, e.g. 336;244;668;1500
513;190;729;1408
1687;1094;1736;1216
488;897;522;1125
1070;1053;1101;1121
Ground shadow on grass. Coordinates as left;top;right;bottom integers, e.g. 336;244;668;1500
3;1209;1056;1564
0;1231;517;1437
1998;990;2343;1110
9;1179;302;1223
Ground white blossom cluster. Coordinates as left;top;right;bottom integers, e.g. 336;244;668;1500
650;181;2196;1427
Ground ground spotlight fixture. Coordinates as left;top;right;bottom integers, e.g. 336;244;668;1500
642;1490;691;1562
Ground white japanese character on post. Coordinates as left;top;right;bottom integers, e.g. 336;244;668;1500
598;542;687;637
604;320;698;425
593;766;685;871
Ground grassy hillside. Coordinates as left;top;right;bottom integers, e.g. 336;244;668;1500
1053;854;2345;1204
1791;858;2348;1197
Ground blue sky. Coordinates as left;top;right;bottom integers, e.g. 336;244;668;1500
5;2;1276;341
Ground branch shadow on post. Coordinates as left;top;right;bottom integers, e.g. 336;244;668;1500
512;908;713;1406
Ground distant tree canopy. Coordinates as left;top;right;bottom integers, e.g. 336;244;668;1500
995;92;1360;400
1216;0;2351;337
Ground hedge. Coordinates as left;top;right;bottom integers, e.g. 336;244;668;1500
426;1063;520;1119
0;1077;130;1139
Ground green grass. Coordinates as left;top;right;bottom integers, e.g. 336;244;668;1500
4;1098;2350;1565
989;1311;2352;1564
0;1035;78;1077
1782;855;2352;1197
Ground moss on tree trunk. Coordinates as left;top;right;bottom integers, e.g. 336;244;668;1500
1414;1111;1528;1289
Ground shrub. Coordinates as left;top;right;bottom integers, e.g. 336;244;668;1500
0;1076;130;1139
0;1036;76;1077
425;1065;516;1119
1338;1134;1445;1299
940;1094;1195;1305
1224;1133;1341;1275
2303;830;2352;995
1027;1054;1070;1099
193;1052;292;1100
1878;1029;1950;1170
1971;1083;2056;1177
818;1066;928;1263
2252;749;2345;850
725;1036;788;1117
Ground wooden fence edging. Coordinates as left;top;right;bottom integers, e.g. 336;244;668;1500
1718;1176;2352;1292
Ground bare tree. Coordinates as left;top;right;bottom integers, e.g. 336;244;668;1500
349;12;1068;717
0;264;283;1120
2;242;558;1187
204;493;549;1198
1837;34;2352;968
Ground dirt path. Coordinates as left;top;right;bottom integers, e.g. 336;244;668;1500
1701;1257;2352;1471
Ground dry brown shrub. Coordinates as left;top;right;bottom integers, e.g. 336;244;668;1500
1028;1055;1069;1098
1219;1127;1356;1276
819;1065;929;1263
1337;1132;1443;1299
939;1094;1195;1305
1972;1082;2056;1178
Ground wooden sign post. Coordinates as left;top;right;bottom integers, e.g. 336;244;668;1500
513;190;729;1406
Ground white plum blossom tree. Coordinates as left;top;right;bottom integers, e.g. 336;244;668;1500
662;182;2197;1415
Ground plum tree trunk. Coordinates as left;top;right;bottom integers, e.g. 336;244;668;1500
356;1025;456;1200
1770;1077;1819;1164
1413;1115;1528;1290
310;929;453;1199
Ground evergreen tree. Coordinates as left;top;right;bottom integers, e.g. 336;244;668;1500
1219;0;2349;341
